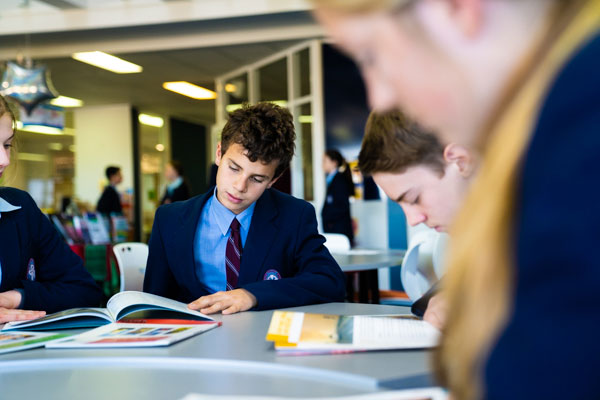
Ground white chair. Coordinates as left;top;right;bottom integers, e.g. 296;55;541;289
400;228;448;301
322;233;351;253
112;242;149;292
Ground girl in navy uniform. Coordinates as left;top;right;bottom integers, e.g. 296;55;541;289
0;95;102;323
321;149;355;245
160;160;191;205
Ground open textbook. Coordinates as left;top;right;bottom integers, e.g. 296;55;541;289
266;311;439;355
180;388;447;400
46;322;219;349
0;331;70;354
2;291;214;331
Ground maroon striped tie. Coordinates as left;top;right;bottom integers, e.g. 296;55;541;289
225;218;242;290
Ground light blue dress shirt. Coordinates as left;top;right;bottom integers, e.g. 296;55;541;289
325;170;338;205
0;195;22;287
193;189;256;293
326;170;337;186
166;177;183;195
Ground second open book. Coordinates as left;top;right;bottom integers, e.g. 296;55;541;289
266;311;439;355
2;291;214;331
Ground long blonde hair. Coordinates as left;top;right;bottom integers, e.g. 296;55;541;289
437;1;600;399
0;95;16;125
0;95;18;182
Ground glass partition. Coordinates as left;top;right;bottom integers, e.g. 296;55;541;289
258;58;288;103
224;73;249;115
294;48;311;98
297;102;313;201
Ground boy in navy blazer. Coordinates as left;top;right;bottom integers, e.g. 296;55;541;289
144;103;346;314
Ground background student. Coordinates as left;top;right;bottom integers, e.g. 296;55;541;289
144;102;346;315
360;110;477;328
313;0;600;399
321;149;355;245
160;160;190;205
96;166;123;215
0;95;102;323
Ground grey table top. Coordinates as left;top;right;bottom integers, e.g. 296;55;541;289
0;302;432;399
332;249;405;272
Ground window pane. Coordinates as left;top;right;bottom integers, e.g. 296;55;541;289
298;102;313;201
9;108;74;211
259;58;288;103
296;48;311;98
224;73;248;115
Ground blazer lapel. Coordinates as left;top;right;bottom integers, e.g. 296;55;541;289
0;216;21;292
239;189;279;284
167;193;211;294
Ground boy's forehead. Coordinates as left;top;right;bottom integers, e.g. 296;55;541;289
375;165;438;187
223;143;278;174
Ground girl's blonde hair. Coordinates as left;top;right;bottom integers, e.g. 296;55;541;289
436;1;600;399
0;95;16;126
0;95;18;181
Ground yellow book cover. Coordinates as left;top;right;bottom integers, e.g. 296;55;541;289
266;311;439;355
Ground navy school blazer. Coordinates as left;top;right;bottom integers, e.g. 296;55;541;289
96;185;122;215
160;180;191;205
321;172;354;242
484;33;600;399
0;187;102;312
143;188;346;310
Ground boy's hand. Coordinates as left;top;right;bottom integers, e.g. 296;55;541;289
423;294;447;329
188;289;257;315
0;308;46;323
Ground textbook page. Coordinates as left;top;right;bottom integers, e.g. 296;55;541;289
107;291;213;321
352;316;440;348
0;331;70;354
47;322;218;349
2;308;112;331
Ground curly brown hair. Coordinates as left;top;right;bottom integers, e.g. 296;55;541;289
359;110;445;176
221;102;296;179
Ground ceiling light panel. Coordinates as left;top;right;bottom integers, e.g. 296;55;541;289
72;51;143;74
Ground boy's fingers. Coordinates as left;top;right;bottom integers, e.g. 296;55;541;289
189;291;247;314
189;293;221;310
0;309;45;323
222;304;240;315
200;301;227;315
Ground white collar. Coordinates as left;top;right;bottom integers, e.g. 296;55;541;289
0;195;21;220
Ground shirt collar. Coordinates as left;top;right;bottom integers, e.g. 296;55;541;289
209;188;256;236
0;195;22;220
167;177;183;191
326;170;338;185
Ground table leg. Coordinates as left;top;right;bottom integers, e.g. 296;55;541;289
105;244;114;282
345;272;356;302
368;269;380;304
358;271;369;303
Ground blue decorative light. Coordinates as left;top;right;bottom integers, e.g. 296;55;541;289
1;61;58;115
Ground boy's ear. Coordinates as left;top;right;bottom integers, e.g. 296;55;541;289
266;174;280;189
450;0;483;37
443;143;476;177
215;142;222;166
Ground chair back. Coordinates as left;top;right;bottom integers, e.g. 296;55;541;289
112;242;149;292
322;233;351;253
401;229;448;300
